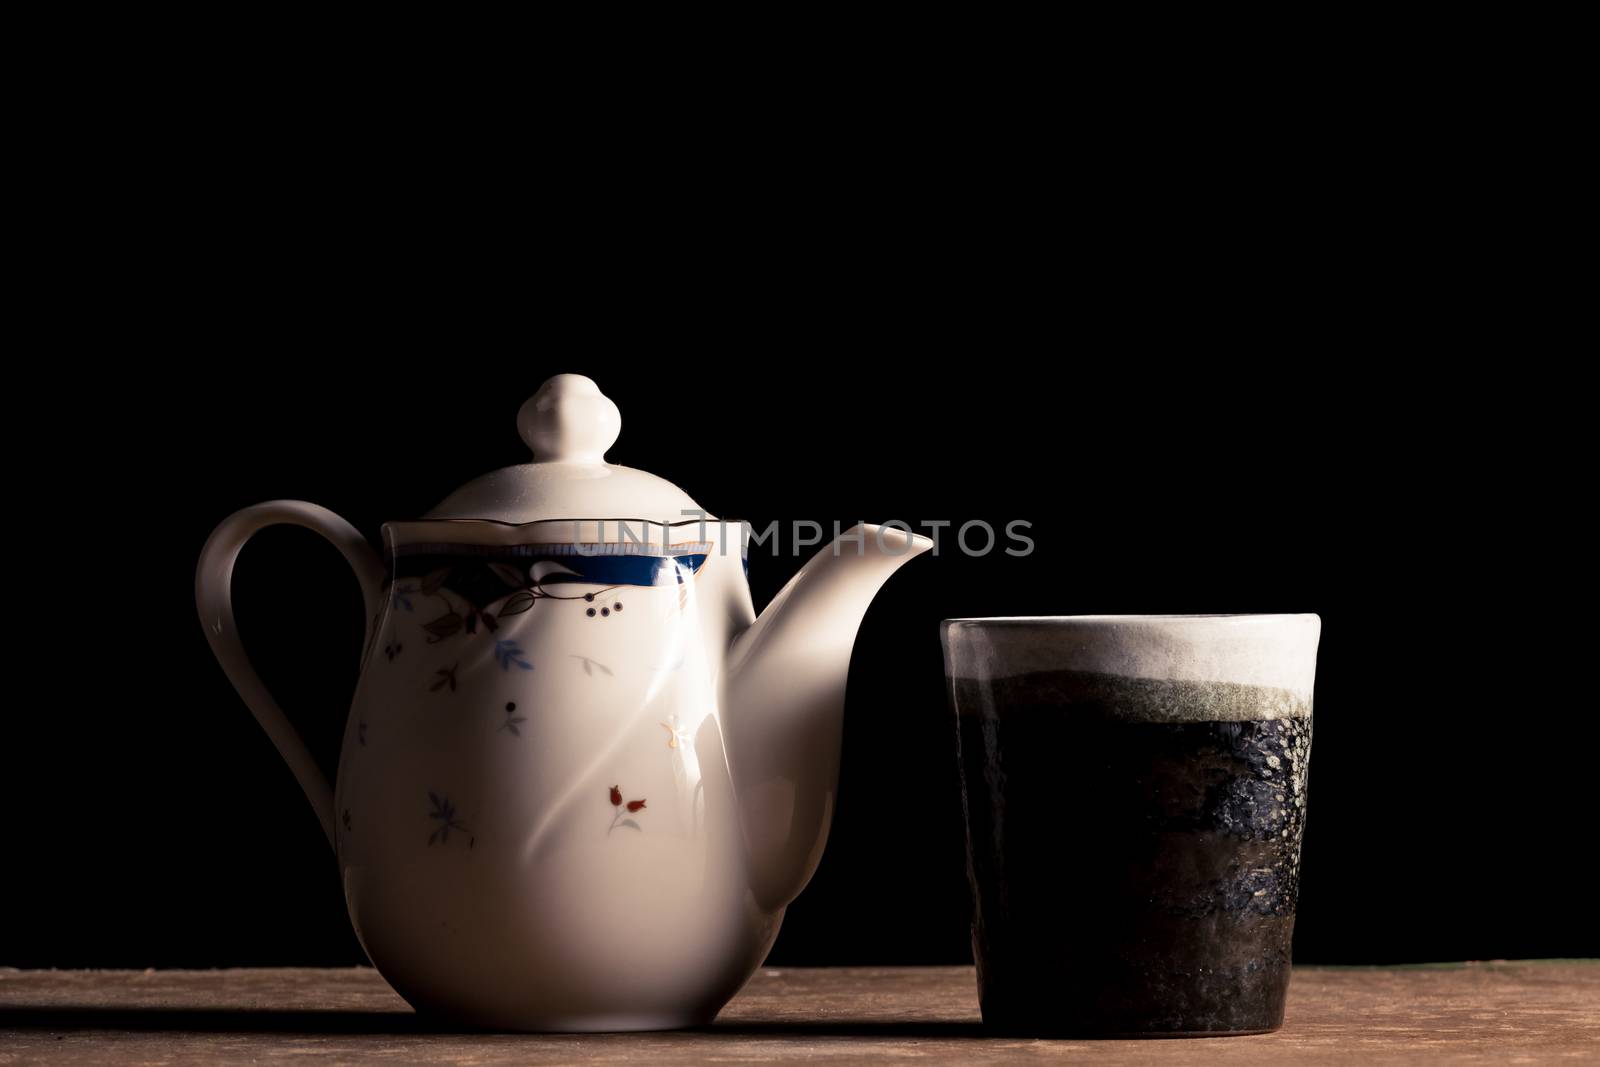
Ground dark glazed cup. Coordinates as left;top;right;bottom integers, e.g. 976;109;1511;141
942;615;1321;1037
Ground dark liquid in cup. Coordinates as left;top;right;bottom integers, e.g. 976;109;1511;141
951;669;1312;1036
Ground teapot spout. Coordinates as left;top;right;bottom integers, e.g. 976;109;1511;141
723;524;932;911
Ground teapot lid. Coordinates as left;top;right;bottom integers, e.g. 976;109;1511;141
423;374;707;523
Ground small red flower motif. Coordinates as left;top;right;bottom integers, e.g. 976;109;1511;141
607;784;648;833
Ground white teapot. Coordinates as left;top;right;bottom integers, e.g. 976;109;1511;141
196;374;931;1030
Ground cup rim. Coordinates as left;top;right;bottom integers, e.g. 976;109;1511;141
943;613;1317;625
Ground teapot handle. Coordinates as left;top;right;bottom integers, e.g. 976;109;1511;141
195;500;386;851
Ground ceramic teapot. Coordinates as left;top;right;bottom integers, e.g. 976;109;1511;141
196;374;932;1031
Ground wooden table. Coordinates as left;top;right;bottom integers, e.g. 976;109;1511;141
2;963;1596;1064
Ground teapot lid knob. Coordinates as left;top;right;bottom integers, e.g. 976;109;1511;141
517;374;621;464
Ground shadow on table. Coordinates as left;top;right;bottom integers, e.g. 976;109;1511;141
0;1006;462;1036
0;1006;987;1040
708;1019;988;1039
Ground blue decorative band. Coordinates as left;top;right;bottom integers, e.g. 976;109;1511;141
540;553;708;588
386;545;714;610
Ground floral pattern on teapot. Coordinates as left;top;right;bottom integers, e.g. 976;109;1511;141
339;536;717;862
375;542;711;666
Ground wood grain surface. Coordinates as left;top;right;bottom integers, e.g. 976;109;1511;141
2;963;1596;1064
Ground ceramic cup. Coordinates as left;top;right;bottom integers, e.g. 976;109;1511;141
941;614;1321;1036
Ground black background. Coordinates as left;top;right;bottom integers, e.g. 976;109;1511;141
8;349;1595;969
4;77;1593;967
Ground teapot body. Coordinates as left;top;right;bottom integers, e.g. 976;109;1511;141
197;377;935;1031
335;519;771;1029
